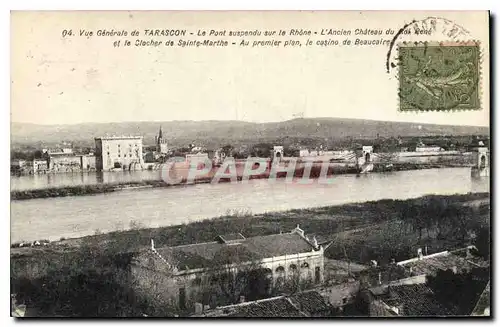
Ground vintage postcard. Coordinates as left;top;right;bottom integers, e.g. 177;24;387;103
10;11;490;318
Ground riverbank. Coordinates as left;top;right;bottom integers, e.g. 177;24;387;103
10;180;166;200
11;162;472;200
11;192;490;317
11;192;489;255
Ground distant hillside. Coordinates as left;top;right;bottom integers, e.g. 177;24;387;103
10;118;489;148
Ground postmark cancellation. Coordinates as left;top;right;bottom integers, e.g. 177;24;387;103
397;41;481;112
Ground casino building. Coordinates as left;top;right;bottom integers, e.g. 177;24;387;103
130;225;327;311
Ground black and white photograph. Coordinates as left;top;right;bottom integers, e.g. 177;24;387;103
9;9;491;318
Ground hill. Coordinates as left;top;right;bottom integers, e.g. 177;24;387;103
11;118;489;149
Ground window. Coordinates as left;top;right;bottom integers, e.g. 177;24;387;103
275;267;285;290
289;264;297;272
179;287;186;310
118;154;120;157
148;257;155;267
315;267;321;284
301;262;309;269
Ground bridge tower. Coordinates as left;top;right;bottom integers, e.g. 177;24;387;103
471;147;489;178
355;146;373;166
273;146;284;162
354;145;374;173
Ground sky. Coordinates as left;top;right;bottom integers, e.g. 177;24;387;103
11;11;490;126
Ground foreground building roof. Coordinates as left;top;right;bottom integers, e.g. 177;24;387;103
471;281;490;316
194;290;331;317
152;226;321;271
374;284;457;316
397;246;488;276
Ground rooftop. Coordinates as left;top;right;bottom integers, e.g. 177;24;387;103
289;290;332;314
153;226;320;271
95;136;143;140
373;284;457;316
196;290;331;317
397;247;487;276
471;281;490;316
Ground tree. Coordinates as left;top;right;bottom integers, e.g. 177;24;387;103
475;226;490;260
427;267;489;315
194;260;272;308
250;143;273;158
221;144;233;156
12;238;147;317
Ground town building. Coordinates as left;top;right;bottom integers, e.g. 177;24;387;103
185;152;209;163
130;225;326;311
79;154;96;171
189;144;204;153
396;246;488;277
143;151;156;163
42;143;74;156
32;159;49;174
414;142;443;152
94;136;144;171
366;283;456;316
47;152;81;173
213;148;227;165
357;246;490;317
10;159;28;174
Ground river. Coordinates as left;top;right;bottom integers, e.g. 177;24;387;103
10;167;489;243
10;170;163;191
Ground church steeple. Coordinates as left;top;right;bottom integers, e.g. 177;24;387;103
157;126;163;142
156;126;168;154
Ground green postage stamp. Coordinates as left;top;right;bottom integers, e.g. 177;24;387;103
398;41;480;111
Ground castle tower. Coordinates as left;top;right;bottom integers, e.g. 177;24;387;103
273;145;284;162
355;145;374;174
155;126;168;154
355;145;373;166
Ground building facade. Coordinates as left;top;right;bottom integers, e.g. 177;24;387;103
79;154;97;171
32;159;49;174
48;153;81;172
95;136;144;171
130;225;326;311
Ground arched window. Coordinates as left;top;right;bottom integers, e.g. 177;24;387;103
315;267;321;284
262;268;273;279
289;264;297;271
301;262;312;282
275;266;285;290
